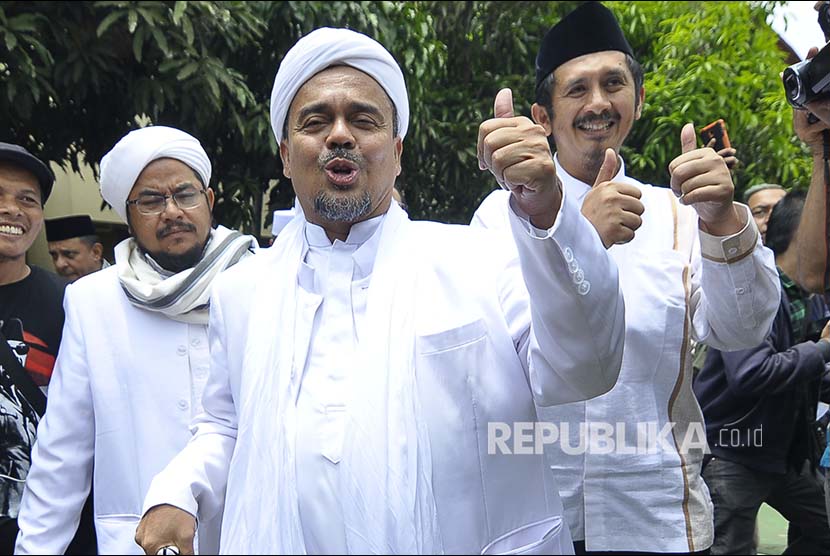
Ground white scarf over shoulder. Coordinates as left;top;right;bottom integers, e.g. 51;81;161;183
221;203;442;554
115;225;256;325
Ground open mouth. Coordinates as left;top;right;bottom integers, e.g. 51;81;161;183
0;224;24;236
576;120;616;134
324;158;360;188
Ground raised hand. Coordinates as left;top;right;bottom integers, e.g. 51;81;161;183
669;123;741;236
478;88;562;229
581;148;644;248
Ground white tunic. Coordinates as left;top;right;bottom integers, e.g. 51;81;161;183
295;216;381;554
471;155;780;553
144;193;626;554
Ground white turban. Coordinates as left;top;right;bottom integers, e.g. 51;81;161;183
269;27;410;144
99;126;212;223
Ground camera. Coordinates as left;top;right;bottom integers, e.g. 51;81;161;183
783;40;830;109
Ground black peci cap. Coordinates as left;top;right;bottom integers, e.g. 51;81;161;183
535;1;634;90
45;215;97;242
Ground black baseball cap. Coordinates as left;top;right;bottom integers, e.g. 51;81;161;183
0;142;55;204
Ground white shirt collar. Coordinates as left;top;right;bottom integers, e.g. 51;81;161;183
302;211;386;281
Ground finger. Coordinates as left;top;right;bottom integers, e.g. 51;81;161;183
706;137;716;149
479;125;528;179
617;195;645;216
502;158;542;192
807;45;820;59
477;117;523;171
619;211;643;233
671;154;726;189
494;88;514;119
680;122;697;154
717;147;736;157
612;182;643;200
612;227;636;246
678;182;732;206
593;148;618;187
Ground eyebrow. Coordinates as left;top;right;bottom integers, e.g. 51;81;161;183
563;68;629;90
296;101;385;123
135;182;198;196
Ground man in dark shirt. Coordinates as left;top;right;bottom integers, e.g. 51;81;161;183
0;142;95;553
694;189;830;554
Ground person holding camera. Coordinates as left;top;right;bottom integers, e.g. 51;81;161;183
695;189;830;555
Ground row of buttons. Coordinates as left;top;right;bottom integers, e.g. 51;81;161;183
564;247;591;296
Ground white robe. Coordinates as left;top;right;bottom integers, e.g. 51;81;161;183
144;191;626;554
14;266;221;555
471;155;780;552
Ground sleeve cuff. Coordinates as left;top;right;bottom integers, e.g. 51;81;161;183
507;177;566;239
699;203;759;264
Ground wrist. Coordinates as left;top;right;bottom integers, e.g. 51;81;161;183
699;204;742;236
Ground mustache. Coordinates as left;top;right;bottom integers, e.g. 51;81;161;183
157;222;196;239
318;148;363;169
574;111;618;127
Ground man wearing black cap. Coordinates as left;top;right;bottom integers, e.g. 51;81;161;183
46;215;109;282
472;2;780;554
0;142;95;553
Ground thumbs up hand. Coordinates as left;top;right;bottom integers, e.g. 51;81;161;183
478;88;562;229
668;123;741;235
581;148;645;248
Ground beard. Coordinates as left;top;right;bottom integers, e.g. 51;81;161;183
135;234;206;274
582;146;607;181
313;189;372;223
574;110;619;182
313;147;372;222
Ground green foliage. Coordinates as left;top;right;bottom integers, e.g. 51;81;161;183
611;1;812;193
0;1;816;231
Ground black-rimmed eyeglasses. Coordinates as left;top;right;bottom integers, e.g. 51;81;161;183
126;187;207;216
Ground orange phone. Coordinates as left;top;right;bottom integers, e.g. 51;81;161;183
699;119;731;151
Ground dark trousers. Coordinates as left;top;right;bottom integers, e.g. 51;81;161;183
702;457;830;555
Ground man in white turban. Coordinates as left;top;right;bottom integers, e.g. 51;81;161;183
15;126;257;555
135;28;625;555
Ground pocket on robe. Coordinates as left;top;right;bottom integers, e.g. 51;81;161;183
417;318;488;355
480;515;568;555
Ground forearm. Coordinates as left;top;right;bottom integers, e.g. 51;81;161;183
509;190;624;406
796;154;829;293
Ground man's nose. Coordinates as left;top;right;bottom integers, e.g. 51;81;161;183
160;195;186;219
585;86;612;114
326;118;356;150
0;194;21;216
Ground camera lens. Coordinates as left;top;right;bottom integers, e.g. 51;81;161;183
783;67;805;107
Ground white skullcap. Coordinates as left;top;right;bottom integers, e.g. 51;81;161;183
269;27;409;144
99;126;211;223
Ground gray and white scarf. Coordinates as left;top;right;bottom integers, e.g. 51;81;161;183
115;225;256;324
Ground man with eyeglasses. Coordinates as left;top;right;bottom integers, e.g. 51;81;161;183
744;183;787;244
15;126;257;555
